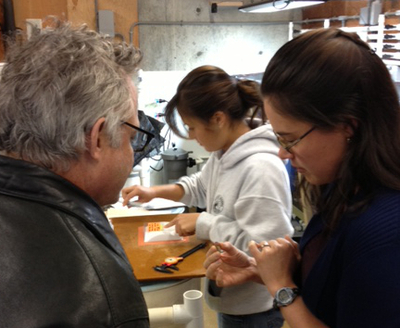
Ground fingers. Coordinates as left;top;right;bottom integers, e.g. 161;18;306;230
164;219;176;228
205;260;223;281
214;242;224;254
121;186;139;206
205;243;219;257
255;241;272;251
251;237;295;250
121;186;134;198
122;192;136;206
204;242;235;268
284;235;298;248
284;235;301;260
121;185;156;206
204;246;223;269
249;238;294;258
205;242;228;257
249;240;270;259
215;241;235;254
164;219;189;236
165;214;198;237
249;239;274;252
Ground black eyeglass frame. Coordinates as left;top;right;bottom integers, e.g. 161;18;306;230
274;126;316;153
122;121;155;152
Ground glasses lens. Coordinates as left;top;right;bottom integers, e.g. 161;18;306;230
279;139;289;149
132;131;149;152
275;134;289;149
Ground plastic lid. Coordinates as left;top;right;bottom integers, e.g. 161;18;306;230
161;147;189;160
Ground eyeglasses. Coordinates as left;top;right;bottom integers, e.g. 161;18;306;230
122;121;155;152
274;126;316;153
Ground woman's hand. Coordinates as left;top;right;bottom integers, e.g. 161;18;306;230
121;185;156;206
164;213;199;236
204;242;260;287
249;235;301;295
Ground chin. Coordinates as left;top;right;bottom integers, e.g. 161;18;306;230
99;194;120;208
203;146;218;152
302;174;320;186
305;176;332;186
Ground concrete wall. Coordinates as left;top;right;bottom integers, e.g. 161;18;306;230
137;0;301;74
135;0;303;185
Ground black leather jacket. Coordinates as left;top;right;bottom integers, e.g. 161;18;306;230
0;155;149;327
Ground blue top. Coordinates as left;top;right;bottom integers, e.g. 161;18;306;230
299;187;400;328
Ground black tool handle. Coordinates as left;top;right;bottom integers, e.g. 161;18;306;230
178;242;207;259
154;266;173;274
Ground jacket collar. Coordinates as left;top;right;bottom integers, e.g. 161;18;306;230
0;155;129;263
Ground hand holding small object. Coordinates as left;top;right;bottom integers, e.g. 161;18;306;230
249;236;301;295
256;241;271;250
121;185;156;206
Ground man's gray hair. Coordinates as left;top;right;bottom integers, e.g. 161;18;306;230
0;21;142;171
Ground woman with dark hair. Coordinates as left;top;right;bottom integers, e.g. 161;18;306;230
204;29;400;328
122;65;293;328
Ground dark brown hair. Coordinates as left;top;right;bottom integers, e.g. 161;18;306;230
164;65;264;138
261;28;400;233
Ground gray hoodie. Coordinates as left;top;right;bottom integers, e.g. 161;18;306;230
178;123;293;315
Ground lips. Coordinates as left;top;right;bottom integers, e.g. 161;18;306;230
292;165;305;174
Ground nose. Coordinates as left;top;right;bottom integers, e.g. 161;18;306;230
278;147;293;160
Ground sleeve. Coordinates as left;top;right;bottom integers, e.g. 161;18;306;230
196;154;294;252
336;236;400;327
176;158;213;209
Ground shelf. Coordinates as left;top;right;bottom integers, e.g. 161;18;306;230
295;14;400;82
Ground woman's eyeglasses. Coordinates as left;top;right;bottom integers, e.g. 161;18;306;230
274;126;316;153
122;122;155;152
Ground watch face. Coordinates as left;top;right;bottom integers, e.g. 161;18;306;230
278;289;292;303
274;287;299;309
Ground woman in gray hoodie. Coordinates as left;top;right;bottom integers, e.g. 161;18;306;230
122;65;293;328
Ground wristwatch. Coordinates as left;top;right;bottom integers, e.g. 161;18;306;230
273;287;300;310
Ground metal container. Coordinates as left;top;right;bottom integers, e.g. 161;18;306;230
161;147;194;184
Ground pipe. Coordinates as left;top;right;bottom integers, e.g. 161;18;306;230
94;0;99;32
148;307;174;326
129;6;400;44
3;0;16;37
148;289;203;328
174;290;203;328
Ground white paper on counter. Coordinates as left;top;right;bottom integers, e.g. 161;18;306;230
143;221;183;242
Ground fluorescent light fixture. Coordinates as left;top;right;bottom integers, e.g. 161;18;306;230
239;0;326;13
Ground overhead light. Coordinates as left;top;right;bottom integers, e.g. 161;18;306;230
239;0;326;13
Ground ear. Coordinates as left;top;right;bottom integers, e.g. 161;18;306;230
211;111;227;127
87;117;107;160
344;118;358;138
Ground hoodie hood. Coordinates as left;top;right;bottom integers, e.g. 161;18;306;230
218;123;280;170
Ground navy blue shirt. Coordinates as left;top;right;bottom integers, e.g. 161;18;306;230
299;188;400;328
